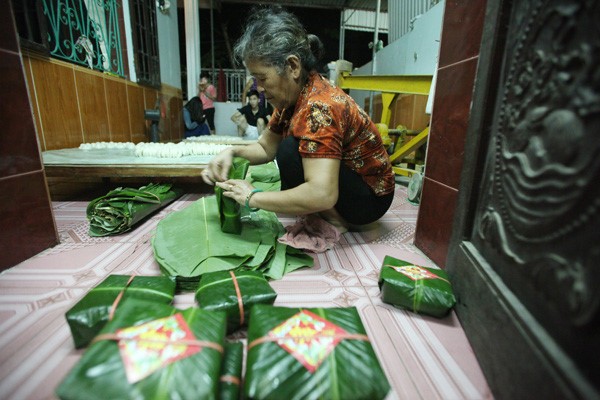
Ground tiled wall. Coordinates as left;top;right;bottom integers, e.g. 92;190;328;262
414;0;487;267
0;2;59;271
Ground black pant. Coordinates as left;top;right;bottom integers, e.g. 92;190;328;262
204;108;215;130
275;136;394;225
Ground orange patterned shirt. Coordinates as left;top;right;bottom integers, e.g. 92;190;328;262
268;72;395;196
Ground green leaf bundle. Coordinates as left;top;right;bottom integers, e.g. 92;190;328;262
215;157;250;234
219;342;244;400
244;305;390;400
65;275;176;348
57;299;226;400
248;162;281;192
196;270;277;333
378;255;456;317
152;196;313;291
87;183;182;236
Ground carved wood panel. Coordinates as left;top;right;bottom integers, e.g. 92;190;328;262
468;0;599;391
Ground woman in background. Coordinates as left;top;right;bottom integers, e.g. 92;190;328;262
198;72;217;135
183;97;209;137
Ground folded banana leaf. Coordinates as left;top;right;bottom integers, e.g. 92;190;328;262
152;196;313;291
57;299;226;400
87;183;182;236
65;274;176;348
196;270;277;332
215;157;250;234
245;305;390;400
219;342;243;400
248;162;281;192
379;255;456;318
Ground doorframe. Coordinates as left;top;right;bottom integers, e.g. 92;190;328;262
446;0;599;398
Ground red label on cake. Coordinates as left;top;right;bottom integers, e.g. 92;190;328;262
390;264;440;281
117;313;201;383
268;310;347;373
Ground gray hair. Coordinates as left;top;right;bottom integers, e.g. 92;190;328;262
233;6;324;74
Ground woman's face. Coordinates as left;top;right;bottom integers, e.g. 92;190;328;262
245;58;302;111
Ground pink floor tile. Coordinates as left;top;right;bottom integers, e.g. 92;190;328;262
0;286;87;399
3;243;138;288
0;185;492;400
365;287;493;400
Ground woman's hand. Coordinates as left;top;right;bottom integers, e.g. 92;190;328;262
215;179;255;206
201;148;235;185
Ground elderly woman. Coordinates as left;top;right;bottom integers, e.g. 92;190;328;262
201;6;394;231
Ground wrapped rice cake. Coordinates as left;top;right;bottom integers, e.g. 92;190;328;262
196;270;277;333
57;299;227;400
379;255;456;317
219;342;244;400
65;274;176;348
215;157;250;234
245;305;390;400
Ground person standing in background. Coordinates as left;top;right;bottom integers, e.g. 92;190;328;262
198;72;217;135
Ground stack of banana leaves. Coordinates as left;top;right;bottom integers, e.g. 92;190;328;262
244;305;391;400
87;183;182;237
152;195;313;291
248;161;281;192
65;275;176;348
56;299;227;400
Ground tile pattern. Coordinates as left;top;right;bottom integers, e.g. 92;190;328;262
0;186;491;400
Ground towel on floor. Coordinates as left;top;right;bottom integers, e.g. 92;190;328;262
278;214;341;253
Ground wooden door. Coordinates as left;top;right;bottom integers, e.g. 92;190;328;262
446;0;600;399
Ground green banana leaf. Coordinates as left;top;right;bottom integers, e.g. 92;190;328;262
57;299;226;400
248;162;281;192
87;183;182;237
215;157;250;234
245;305;390;400
378;255;456;318
219;342;243;400
152;196;313;291
196;270;277;332
65;275;176;348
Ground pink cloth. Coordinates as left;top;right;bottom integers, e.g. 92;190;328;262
278;214;341;253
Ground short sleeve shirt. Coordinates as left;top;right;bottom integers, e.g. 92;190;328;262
237;104;269;127
268;72;395;196
200;84;216;109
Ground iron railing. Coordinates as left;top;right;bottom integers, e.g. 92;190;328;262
42;0;124;76
201;68;247;102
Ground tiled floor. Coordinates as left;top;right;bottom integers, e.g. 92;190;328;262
0;185;492;400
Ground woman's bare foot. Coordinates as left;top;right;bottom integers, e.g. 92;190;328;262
318;209;349;234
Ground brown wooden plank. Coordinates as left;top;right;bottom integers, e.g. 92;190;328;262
44;164;206;178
